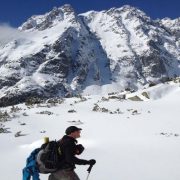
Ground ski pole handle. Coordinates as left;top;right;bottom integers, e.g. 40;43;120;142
87;164;93;173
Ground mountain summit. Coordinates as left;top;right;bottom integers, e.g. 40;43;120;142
0;4;179;106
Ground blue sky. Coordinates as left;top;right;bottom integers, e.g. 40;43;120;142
0;0;180;27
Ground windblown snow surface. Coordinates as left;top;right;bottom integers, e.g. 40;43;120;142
0;82;180;180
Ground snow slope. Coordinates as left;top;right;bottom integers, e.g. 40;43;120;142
0;83;180;180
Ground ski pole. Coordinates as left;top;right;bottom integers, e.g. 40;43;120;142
86;164;93;180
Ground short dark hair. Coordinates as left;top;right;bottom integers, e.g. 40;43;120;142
65;126;82;135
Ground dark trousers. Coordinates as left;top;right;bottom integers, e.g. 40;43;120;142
48;168;80;180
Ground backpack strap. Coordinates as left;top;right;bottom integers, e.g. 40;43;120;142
57;139;63;155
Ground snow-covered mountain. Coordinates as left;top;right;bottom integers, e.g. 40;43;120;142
0;4;180;106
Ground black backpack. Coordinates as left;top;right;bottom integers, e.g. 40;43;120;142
36;140;62;174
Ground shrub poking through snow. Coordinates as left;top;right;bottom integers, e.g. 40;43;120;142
101;97;109;101
101;107;109;113
109;108;124;114
37;111;53;115
46;98;64;106
25;97;43;106
92;104;109;113
92;104;100;112
14;131;22;137
0;124;11;133
10;106;22;113
0;127;11;133
149;82;156;87
173;77;180;83
14;131;27;137
108;92;118;95
68;109;77;113
131;110;141;115
67;120;83;125
159;132;180;137
40;130;46;133
22;112;28;116
0;110;10;122
74;96;87;104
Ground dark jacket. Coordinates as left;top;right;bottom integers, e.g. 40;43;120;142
57;135;89;170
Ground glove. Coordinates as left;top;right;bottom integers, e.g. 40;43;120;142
76;144;85;155
88;159;96;166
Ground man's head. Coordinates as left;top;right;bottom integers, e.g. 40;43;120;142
65;126;82;139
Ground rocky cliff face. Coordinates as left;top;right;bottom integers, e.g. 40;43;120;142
0;4;179;106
